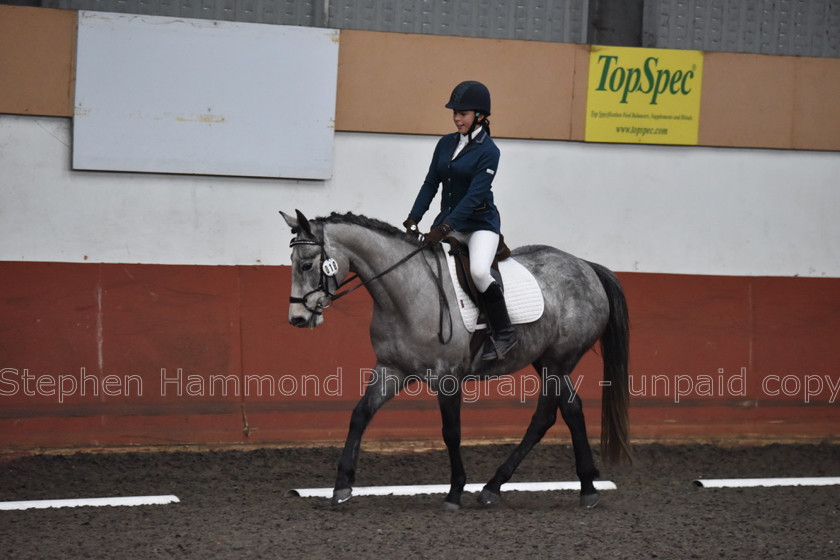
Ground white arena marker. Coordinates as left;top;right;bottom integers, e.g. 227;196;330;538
0;495;180;511
288;481;616;498
692;477;840;489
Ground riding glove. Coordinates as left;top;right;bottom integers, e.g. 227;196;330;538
423;223;453;245
402;218;419;234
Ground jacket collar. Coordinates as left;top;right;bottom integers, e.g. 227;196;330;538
450;127;487;159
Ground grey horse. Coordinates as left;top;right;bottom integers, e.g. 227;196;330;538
281;210;631;509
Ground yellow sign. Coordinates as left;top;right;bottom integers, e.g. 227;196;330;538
585;46;704;145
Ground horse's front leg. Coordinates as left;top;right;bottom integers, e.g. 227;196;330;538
437;386;465;511
333;363;404;505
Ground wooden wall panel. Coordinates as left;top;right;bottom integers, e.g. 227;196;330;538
336;31;840;151
1;7;839;150
335;30;580;140
569;43;591;141
1;262;839;450
793;58;840;151
751;276;840;396
0;5;76;117
698;52;796;149
0;262;247;448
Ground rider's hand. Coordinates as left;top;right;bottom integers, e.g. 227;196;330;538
423;223;453;246
402;218;419;234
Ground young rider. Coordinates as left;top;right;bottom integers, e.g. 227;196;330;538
403;80;518;360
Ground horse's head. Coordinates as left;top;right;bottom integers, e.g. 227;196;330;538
280;209;336;328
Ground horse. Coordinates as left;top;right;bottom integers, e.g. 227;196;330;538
280;210;631;510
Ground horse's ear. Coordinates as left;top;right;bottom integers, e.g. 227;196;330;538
294;209;313;237
279;211;298;231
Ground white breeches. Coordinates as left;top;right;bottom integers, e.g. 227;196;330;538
448;229;499;293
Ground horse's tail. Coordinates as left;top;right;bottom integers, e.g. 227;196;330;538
586;261;632;465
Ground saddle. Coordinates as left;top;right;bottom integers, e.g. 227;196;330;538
442;234;515;359
443;234;511;307
439;235;544;359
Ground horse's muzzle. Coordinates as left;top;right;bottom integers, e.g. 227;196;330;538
288;309;323;329
289;315;309;328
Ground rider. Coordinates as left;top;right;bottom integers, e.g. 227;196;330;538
402;80;518;361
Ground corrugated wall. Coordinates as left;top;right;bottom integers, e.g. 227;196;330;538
44;0;326;26
328;0;589;41
43;0;591;42
39;0;840;57
643;0;840;57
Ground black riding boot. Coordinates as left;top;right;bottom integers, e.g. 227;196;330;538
480;282;518;360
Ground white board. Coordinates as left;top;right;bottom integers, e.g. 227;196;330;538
0;495;180;510
73;12;339;179
288;481;617;498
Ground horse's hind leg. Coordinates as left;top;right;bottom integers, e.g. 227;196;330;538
437;389;466;510
558;373;601;508
478;372;561;506
333;363;402;505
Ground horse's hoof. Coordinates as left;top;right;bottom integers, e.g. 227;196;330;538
477;488;501;506
580;491;600;509
332;488;352;505
441;500;461;512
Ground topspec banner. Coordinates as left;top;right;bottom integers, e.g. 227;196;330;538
585;45;704;145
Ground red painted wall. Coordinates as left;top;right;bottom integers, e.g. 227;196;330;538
1;261;838;450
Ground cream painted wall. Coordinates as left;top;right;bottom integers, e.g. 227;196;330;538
1;115;838;277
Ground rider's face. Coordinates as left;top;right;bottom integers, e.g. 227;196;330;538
453;110;483;135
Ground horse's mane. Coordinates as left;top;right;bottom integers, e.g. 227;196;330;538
315;212;415;242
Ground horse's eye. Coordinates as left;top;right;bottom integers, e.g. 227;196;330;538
300;261;314;272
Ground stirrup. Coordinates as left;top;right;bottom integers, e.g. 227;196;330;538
481;331;518;361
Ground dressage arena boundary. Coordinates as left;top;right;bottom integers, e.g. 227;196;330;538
692;477;840;489
3;478;839;511
287;480;618;498
0;494;180;511
291;477;840;498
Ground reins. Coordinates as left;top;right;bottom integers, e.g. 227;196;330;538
420;245;453;344
289;233;452;343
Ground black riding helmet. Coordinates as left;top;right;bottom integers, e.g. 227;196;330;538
445;80;491;116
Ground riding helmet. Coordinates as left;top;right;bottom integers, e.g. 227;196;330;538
445;80;491;116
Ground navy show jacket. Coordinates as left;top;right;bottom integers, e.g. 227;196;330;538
408;128;501;233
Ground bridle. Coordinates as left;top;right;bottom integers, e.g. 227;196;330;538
287;236;341;315
288;235;425;315
288;232;452;343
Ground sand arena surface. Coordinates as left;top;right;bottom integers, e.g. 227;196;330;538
1;442;838;558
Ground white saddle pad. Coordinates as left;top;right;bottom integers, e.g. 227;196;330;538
445;250;544;333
